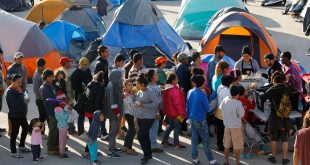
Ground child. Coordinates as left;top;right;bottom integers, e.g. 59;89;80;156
162;73;187;148
122;79;138;155
29;118;44;163
220;85;245;165
146;69;164;153
54;92;71;158
87;110;105;165
238;86;256;123
186;75;219;165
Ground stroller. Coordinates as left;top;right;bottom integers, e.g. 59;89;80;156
244;122;270;158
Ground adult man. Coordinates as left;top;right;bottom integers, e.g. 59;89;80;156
6;52;27;91
129;53;143;86
33;58;47;136
70;57;92;136
207;45;225;88
94;45;109;86
262;53;283;83
175;52;191;95
111;54;126;70
281;51;302;92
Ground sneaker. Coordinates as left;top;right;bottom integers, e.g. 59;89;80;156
11;152;23;158
192;159;200;165
197;143;204;148
100;135;109;141
152;148;164;153
113;148;122;153
267;156;276;164
0;128;7;132
60;153;69;159
126;149;138;155
18;147;31;153
107;151;120;158
282;159;290;165
39;156;44;160
33;158;40;163
174;144;186;149
161;142;173;147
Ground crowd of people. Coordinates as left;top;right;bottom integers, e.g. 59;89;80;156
0;43;309;165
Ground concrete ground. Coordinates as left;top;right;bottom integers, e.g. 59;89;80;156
1;0;309;164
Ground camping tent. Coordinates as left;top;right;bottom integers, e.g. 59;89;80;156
304;5;310;35
200;11;279;68
101;0;188;68
0;0;30;12
0;10;62;77
58;5;106;41
258;0;285;6
174;0;247;40
43;20;87;59
25;0;70;24
50;0;91;6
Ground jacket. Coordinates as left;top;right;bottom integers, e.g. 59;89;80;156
41;83;57;117
6;63;27;91
134;89;159;119
33;70;43;100
70;68;92;101
175;63;191;94
87;110;102;142
262;61;282;83
5;87;27;118
55;107;70;129
186;88;210;121
162;84;186;118
85;81;105;118
94;57;109;86
238;96;256;122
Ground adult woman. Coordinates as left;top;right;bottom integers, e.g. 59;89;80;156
234;46;260;75
135;74;159;164
212;61;229;92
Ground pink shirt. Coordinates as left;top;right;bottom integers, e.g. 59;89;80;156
294;128;310;165
31;127;42;145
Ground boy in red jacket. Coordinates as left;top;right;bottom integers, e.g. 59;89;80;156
238;86;256;123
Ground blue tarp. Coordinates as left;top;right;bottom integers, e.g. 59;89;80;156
43;20;86;51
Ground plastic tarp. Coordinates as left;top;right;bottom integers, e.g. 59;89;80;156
43;20;86;51
174;0;246;40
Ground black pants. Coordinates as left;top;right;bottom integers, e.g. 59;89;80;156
137;118;154;158
31;145;41;160
124;114;136;149
9;117;28;153
215;118;224;148
158;110;164;133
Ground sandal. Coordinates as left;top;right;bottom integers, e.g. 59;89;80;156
11;153;23;158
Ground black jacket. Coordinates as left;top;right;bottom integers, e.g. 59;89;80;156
94;57;109;86
175;63;191;94
85;81;105;115
5;87;27;118
53;79;67;95
70;68;92;101
262;61;282;83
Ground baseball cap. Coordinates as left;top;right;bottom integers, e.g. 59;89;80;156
14;52;24;59
155;56;169;65
79;57;89;66
214;45;226;53
59;57;73;65
177;52;189;62
264;53;275;60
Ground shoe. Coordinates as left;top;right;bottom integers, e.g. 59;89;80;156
18;147;31;153
42;134;48;140
140;157;152;164
33;158;40;163
39;156;44;160
100;135;109;141
0;128;6;132
152;148;164;153
107;151;120;158
121;126;128;132
11;152;23;158
174;144;186;149
161;142;173;147
192;159;200;165
60;153;69;159
126;149;138;155
267;156;276;164
113;148;122;153
282;159;290;165
121;147;128;152
197;143;204;148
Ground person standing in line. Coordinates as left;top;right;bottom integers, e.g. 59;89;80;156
186;75;219;165
175;52;191;95
6;52;27;91
124;50;139;79
6;74;31;159
135;74;159;164
220;85;245;165
293;110;310;165
129;53;144;86
207;45;226;89
33;58;48;137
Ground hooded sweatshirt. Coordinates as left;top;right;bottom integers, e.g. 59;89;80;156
162;84;186;118
104;69;123;119
87;110;102;142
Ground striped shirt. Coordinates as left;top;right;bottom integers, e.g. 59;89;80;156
129;67;140;86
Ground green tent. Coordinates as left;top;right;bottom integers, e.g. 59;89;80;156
174;0;247;40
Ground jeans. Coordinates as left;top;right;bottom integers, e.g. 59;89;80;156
124;114;136;149
47;116;59;151
31;145;41;161
87;141;98;162
215;118;224;148
137;118;154;158
149;119;159;149
191;120;215;161
58;127;68;154
162;118;181;145
9;117;28;153
78;114;85;135
108;118;119;151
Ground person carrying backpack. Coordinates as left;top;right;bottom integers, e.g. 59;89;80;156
259;73;294;165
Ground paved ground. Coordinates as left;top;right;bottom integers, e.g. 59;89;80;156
1;0;309;164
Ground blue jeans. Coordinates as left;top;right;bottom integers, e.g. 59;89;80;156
87;141;98;162
191;120;215;161
162;118;181;145
149;119;159;149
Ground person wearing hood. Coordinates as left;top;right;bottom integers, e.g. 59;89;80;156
70;57;92;136
104;69;124;158
6;52;27;91
234;46;260;75
87;110;105;165
161;73;187;148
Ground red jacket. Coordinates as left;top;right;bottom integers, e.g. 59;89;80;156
162;84;187;118
238;96;256;122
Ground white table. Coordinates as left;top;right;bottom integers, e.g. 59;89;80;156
249;109;302;122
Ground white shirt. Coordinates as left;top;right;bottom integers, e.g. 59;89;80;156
217;85;230;106
220;96;245;128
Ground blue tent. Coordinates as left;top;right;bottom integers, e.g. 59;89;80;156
43;20;86;51
101;0;188;68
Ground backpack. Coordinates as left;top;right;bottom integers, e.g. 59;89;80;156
276;93;292;118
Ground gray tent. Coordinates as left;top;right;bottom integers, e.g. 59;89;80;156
0;0;30;12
